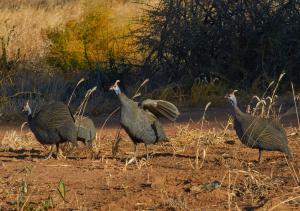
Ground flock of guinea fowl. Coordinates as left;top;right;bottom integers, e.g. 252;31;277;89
21;80;292;164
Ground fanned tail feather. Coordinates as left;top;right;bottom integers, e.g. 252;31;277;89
155;100;180;121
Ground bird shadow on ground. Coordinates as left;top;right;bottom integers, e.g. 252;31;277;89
0;148;43;154
67;156;92;160
151;152;196;159
0;154;46;160
0;149;49;160
109;152;197;163
0;153;91;160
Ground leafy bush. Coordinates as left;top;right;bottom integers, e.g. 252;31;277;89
191;78;226;106
47;1;137;72
138;0;300;90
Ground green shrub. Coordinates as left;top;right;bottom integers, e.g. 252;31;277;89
190;78;227;106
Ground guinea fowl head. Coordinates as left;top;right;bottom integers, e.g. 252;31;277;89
22;101;32;116
226;90;238;107
109;80;121;95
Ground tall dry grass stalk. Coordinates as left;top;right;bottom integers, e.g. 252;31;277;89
291;82;300;130
269;195;300;211
284;156;300;186
68;78;85;106
76;86;97;116
227;170;232;211
194;102;211;170
266;72;285;117
250;72;286;119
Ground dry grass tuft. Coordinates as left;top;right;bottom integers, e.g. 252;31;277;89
171;123;225;150
247;72;286;119
0;129;35;150
227;168;285;209
160;191;189;210
0;0;82;62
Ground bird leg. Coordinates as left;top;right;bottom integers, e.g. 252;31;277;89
127;143;138;164
258;149;263;164
144;144;149;160
45;145;55;160
56;143;66;160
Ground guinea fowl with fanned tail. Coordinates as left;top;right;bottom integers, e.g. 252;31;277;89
110;80;180;164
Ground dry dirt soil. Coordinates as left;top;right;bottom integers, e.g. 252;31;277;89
0;108;299;210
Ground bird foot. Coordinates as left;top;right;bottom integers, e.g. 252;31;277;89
127;156;137;165
56;147;67;160
145;152;154;160
145;154;150;160
45;146;55;160
45;153;54;160
57;155;66;160
56;152;66;160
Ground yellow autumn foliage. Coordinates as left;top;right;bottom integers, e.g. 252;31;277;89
47;0;141;71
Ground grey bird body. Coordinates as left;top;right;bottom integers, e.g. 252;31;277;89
110;80;179;162
234;106;291;154
25;101;78;159
227;91;291;163
28;102;77;145
75;115;96;145
119;93;167;145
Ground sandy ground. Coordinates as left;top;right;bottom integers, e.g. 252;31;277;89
0;108;299;210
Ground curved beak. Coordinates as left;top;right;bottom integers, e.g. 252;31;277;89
109;80;120;91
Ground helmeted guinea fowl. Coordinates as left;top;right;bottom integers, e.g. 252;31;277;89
74;115;96;146
23;101;78;159
110;80;180;163
226;90;292;163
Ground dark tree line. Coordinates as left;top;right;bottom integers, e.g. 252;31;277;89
137;0;300;89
